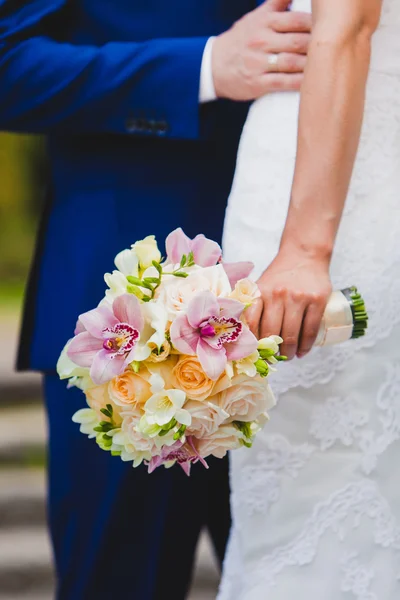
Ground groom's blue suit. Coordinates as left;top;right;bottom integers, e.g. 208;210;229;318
0;0;254;598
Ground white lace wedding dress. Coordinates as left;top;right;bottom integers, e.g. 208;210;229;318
218;0;400;598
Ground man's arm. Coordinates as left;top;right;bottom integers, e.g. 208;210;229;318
0;0;311;137
0;0;209;138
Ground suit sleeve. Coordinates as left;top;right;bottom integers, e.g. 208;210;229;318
0;0;208;139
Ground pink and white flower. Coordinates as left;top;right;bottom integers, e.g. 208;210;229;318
67;294;150;385
170;291;258;380
147;437;208;475
166;228;222;267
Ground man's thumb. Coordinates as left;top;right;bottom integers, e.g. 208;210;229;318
262;0;291;13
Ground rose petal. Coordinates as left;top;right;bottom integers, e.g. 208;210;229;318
79;305;119;338
165;228;191;264
223;262;254;288
197;338;227;381
191;235;222;267
90;349;127;385
170;314;199;355
225;326;258;361
187;291;219;329
67;332;103;367
113;294;144;331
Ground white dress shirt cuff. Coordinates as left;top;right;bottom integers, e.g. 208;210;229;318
199;37;217;103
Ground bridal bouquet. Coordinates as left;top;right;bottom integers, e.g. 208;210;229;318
57;229;280;474
57;228;367;474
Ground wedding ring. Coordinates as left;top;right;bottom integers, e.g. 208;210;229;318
267;53;279;70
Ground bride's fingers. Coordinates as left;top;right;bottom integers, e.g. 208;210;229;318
245;297;263;339
265;52;307;74
259;297;284;340
279;300;306;360
297;303;325;358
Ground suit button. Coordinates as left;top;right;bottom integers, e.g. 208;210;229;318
157;120;169;135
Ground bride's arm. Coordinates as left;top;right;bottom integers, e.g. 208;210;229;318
250;0;383;360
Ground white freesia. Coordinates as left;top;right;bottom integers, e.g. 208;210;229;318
141;302;168;350
132;235;161;269
104;270;129;302
114;248;139;277
72;408;98;438
57;342;92;390
144;373;191;427
258;335;283;354
235;350;259;377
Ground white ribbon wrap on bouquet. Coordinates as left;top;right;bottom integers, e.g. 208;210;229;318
314;290;355;347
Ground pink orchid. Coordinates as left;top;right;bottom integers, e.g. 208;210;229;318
165;228;222;267
222;261;254;288
67;294;144;385
170;290;258;381
147;437;208;476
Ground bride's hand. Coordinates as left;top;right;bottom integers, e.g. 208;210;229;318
246;249;332;360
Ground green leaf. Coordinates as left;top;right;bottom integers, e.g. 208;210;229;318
187;250;195;266
173;271;189;278
100;408;112;418
254;358;269;377
143;277;160;284
180;254;187;268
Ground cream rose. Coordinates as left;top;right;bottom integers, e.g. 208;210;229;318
85;383;122;426
172;356;231;401
210;375;276;423
194;424;243;459
230;278;261;305
108;370;152;408
185;400;229;438
157;264;231;320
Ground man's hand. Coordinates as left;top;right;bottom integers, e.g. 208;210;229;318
246;249;332;360
212;0;311;100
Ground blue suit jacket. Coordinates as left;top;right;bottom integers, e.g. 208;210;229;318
0;0;254;371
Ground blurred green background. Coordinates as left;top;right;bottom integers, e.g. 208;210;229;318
0;133;46;313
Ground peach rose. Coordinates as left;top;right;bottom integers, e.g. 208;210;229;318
108;370;152;408
185;400;229;438
210;375;276;423
85;383;122;426
172;356;231;401
193;424;243;459
229;278;260;305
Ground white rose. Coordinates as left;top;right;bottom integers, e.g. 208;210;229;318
194;424;243;459
132;235;162;269
158;264;231;320
229;278;260;305
210;375;276;423
185;400;229;438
